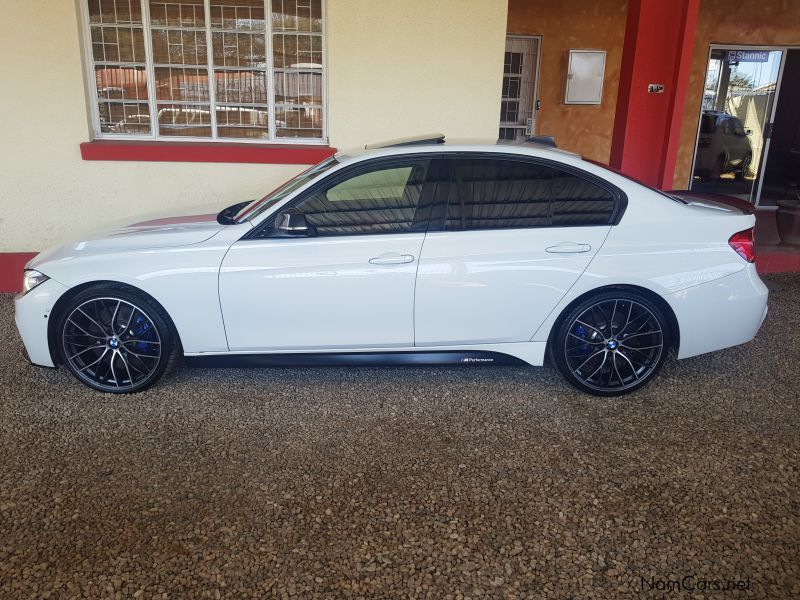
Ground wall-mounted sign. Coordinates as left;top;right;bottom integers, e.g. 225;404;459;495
727;50;769;63
647;84;665;94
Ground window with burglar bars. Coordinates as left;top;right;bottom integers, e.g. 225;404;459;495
499;35;539;141
84;0;324;141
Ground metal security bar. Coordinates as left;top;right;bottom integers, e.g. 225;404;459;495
82;0;325;142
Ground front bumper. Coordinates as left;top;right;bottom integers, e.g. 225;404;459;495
14;278;69;368
670;264;769;359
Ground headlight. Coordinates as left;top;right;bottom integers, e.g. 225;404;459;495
22;269;49;295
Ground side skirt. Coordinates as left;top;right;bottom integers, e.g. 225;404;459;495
184;350;531;368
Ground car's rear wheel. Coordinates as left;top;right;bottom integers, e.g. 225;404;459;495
553;291;671;396
56;287;175;393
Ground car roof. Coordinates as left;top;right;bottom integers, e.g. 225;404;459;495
336;135;581;163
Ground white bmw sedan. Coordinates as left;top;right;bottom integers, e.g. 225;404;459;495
15;135;768;396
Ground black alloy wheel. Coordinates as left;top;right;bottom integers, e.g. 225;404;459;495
57;287;174;393
553;291;670;396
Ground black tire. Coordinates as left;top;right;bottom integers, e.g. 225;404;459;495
552;290;671;397
55;285;176;393
735;153;752;181
711;155;725;180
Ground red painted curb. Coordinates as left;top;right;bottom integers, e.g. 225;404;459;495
756;250;800;274
0;253;38;294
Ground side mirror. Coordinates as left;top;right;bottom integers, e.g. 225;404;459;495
273;208;310;236
216;200;252;224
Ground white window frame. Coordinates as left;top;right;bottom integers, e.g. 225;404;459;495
78;0;328;145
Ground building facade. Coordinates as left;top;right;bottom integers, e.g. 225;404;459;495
1;0;799;290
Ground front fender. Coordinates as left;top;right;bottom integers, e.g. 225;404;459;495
34;245;231;354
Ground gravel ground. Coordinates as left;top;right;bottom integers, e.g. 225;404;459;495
0;276;798;599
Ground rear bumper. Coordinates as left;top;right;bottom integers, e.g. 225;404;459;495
14;278;69;368
670;265;768;359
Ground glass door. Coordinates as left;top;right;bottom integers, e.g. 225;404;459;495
499;35;541;141
689;47;784;206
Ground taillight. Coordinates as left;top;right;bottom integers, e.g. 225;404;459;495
728;228;755;263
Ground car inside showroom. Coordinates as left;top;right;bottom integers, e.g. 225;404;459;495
0;0;798;597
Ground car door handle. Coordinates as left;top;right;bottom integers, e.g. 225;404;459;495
545;242;592;254
369;253;415;265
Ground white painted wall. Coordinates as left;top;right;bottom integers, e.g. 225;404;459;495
327;0;508;149
0;0;507;252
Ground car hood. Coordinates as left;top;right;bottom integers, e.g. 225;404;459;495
28;204;232;270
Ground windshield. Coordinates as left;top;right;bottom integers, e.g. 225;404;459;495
233;156;339;223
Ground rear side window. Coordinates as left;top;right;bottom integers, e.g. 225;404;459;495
446;159;552;230
550;168;616;226
445;157;618;230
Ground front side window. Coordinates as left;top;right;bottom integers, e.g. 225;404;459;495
292;160;429;236
85;0;324;141
445;157;618;230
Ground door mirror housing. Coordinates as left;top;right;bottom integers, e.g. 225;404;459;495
273;208;311;236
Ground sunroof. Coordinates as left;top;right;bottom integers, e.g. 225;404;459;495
365;133;445;149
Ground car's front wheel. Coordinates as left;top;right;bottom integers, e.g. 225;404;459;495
735;153;752;181
56;286;175;393
553;291;671;396
711;155;726;180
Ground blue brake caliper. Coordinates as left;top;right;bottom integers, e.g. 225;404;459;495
132;315;152;352
573;324;591;356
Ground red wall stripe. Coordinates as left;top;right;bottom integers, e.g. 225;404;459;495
0;253;38;294
80;140;336;164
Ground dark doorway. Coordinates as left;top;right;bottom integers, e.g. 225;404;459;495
759;49;800;206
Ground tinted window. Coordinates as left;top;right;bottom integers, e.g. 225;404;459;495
550;168;616;226
446;158;552;230
445;157;617;230
700;113;716;134
236;156;338;223
294;159;428;235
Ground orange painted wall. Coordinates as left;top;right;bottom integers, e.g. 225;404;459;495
507;0;628;163
673;0;800;187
